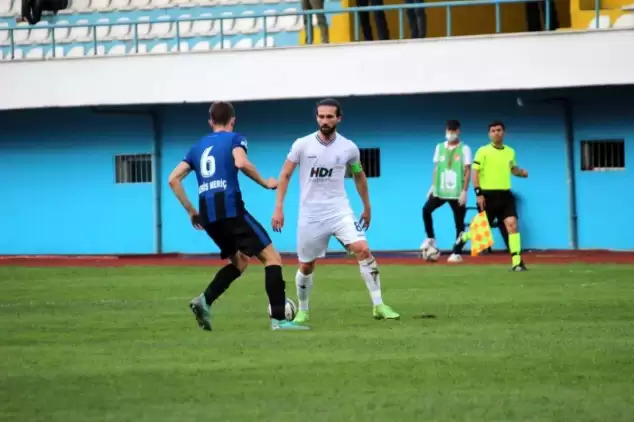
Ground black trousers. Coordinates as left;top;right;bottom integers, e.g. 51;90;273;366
355;0;390;41
525;0;559;31
423;195;466;240
404;0;426;38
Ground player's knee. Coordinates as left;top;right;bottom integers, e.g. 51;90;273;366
299;261;315;275
504;217;518;233
230;252;249;273
349;241;371;261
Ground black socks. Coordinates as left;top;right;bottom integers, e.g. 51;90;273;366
265;265;286;321
203;263;287;321
203;264;242;306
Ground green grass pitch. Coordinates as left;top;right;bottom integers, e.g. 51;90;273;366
1;264;634;422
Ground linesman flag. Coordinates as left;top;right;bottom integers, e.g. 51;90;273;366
469;212;494;256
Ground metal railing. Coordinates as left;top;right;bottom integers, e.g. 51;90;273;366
1;0;604;60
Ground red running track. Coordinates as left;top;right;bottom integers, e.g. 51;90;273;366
1;251;633;267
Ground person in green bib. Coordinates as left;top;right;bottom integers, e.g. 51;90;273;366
456;121;529;271
421;120;472;262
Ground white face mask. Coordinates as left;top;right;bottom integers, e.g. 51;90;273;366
446;132;459;142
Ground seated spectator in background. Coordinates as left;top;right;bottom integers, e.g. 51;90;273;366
17;0;68;25
405;0;426;38
356;0;390;41
301;0;329;44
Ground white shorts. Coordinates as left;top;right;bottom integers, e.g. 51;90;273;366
296;213;366;263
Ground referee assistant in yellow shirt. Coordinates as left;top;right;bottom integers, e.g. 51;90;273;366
459;121;529;271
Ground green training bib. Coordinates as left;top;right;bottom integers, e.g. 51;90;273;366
433;142;464;200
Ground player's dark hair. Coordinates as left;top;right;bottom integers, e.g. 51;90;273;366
209;101;235;125
316;98;342;117
446;120;461;130
488;120;505;131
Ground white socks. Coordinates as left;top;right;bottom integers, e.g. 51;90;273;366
359;256;383;306
295;257;384;311
295;270;313;311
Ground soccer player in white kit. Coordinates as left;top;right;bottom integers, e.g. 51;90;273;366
271;99;400;322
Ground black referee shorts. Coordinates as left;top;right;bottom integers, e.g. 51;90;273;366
482;190;518;223
204;212;272;260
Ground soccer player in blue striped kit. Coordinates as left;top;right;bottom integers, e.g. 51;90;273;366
168;101;309;331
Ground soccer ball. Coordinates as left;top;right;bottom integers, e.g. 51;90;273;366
267;298;298;320
421;245;440;262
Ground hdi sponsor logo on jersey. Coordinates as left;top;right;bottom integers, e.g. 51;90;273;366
310;167;333;178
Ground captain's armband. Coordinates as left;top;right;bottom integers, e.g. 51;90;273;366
350;162;363;174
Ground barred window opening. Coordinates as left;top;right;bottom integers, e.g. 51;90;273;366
345;148;381;178
115;154;153;183
580;140;625;171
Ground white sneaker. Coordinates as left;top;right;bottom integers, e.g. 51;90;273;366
447;253;463;263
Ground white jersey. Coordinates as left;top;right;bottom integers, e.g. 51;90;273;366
287;131;360;222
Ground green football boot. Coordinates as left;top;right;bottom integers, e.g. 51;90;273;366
293;310;310;324
373;304;400;320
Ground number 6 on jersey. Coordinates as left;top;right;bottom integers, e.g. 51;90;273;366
200;146;216;178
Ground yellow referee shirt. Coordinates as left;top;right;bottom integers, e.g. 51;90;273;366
472;143;516;190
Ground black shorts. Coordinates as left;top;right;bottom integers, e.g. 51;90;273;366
204;213;272;260
482;190;517;223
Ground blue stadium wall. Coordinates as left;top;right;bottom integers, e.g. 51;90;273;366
1;85;632;255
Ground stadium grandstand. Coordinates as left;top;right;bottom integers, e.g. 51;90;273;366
1;0;633;61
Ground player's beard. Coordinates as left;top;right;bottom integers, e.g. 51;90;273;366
319;124;336;138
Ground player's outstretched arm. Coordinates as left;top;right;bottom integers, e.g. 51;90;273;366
351;163;372;229
459;145;473;206
458;164;471;206
271;159;297;232
168;162;197;217
275;159;297;210
232;147;276;189
463;165;472;188
352;166;370;208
